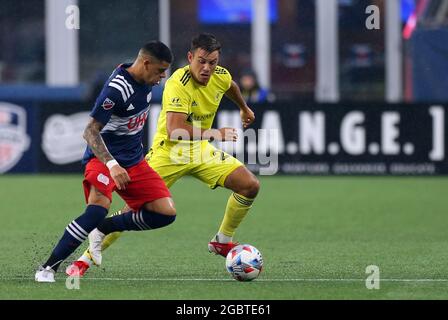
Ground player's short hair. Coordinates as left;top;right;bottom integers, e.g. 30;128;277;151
140;41;173;63
190;33;222;54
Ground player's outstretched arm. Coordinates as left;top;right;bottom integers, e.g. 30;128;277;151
166;112;237;142
83;117;130;190
225;80;255;128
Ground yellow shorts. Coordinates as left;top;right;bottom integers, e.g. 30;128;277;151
145;140;243;189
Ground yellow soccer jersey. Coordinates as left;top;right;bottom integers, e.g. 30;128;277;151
152;65;232;148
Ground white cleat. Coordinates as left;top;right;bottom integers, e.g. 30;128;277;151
88;228;105;266
35;266;55;283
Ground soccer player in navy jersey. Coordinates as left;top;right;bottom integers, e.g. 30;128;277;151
35;41;175;282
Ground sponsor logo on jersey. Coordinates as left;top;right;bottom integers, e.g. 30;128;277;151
170;97;181;107
126;104;135;111
190;112;216;121
192;100;198;107
0;103;31;173
102;98;115;110
127;110;149;131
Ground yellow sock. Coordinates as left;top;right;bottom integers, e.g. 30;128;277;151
101;231;123;250
218;193;254;238
101;209;124;251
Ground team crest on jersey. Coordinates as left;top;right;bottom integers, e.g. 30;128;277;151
97;173;110;186
0;103;31;173
102;98;115;110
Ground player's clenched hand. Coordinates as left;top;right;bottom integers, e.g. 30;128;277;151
109;165;131;190
204;128;238;142
240;106;255;128
218;127;238;142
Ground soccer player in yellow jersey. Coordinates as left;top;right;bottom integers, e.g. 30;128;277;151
67;33;259;276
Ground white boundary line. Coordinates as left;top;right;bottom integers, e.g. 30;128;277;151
2;277;448;282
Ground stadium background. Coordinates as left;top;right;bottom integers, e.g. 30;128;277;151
1;0;447;300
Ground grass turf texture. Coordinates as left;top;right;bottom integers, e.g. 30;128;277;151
0;175;447;299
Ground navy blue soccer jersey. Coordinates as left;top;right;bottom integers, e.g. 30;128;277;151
82;63;153;168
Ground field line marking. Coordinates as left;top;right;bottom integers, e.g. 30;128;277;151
2;277;448;282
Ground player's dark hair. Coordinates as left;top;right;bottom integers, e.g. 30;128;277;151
141;41;173;63
190;33;221;53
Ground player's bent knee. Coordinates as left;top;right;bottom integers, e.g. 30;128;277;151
88;199;110;209
241;177;260;199
87;187;111;209
144;197;176;216
226;167;260;199
158;206;177;216
250;177;260;194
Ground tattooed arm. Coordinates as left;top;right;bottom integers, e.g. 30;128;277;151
83;117;114;164
83;117;130;190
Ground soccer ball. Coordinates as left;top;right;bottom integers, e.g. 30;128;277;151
225;244;263;281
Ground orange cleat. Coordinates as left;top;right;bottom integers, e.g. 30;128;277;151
208;241;239;258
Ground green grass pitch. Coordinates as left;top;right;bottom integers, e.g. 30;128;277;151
0;175;447;299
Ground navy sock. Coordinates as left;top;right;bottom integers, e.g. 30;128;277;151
97;209;176;234
43;205;108;271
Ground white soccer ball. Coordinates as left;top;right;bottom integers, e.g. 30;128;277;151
225;244;263;281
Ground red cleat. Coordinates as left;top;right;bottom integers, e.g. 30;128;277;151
65;261;90;277
208;241;239;258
